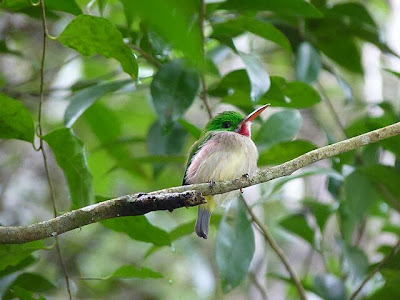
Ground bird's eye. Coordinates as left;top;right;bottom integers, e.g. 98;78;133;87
222;121;231;128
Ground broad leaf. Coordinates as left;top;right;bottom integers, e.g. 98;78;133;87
279;214;314;245
0;93;34;143
258;140;316;165
216;200;255;293
59;15;138;78
214;72;320;108
255;109;302;151
212;17;291;52
178;119;202;139
0;255;36;278
102;216;171;246
295;42;321;84
146;120;187;176
220;0;322;18
110;265;163;279
0;0;82;15
341;241;368;280
262;77;321;108
4;272;55;300
359;165;400;212
123;0;202;65
238;51;270;102
0;241;44;272
64;79;132;127
313;274;347;300
303;199;334;231
325;2;376;27
151;59;199;126
44;128;94;209
339;171;380;242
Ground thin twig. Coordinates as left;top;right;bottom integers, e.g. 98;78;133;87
350;238;400;300
241;198;307;300
127;44;161;68
316;80;347;139
249;272;268;300
38;1;72;298
199;0;213;119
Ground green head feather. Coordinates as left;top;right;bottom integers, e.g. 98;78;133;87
203;111;243;133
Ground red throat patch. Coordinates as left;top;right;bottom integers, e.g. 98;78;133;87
238;123;250;137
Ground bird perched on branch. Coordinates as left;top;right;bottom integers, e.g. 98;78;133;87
183;104;269;239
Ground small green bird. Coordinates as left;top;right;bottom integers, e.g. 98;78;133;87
183;104;269;239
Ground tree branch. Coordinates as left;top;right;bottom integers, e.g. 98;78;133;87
0;122;399;244
0;191;205;244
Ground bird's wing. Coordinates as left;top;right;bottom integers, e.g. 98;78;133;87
182;132;213;185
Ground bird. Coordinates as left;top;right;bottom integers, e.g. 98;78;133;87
182;104;270;239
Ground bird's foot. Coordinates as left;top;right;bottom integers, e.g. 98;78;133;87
242;173;250;180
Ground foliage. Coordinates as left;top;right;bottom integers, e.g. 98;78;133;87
0;0;399;299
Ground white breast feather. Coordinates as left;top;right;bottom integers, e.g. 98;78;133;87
185;131;258;206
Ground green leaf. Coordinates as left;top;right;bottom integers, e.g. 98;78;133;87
339;171;380;242
0;40;22;56
144;214;223;258
212;17;291;52
59;15;138;79
369;270;400;300
64;79;132;127
43;128;94;209
216;200;255;293
0;93;34;143
341;241;369;280
214;72;320;108
0;241;44;272
238;51;270;102
384;68;400;79
124;0;202;66
0;255;36;278
110;265;163;279
313;274;347;300
178;119;201;139
295;42;321;84
316;36;363;74
102;216;171;246
146;120;187;176
255;109;302;151
258;140;316;166
220;0;322;18
262;77;321;108
303;199;334;231
358;165;400;212
4;273;55;300
1;0;82;15
151;59;199;126
326;2;376;27
279;214;314;245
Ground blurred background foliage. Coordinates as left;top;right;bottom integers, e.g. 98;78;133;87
0;0;400;299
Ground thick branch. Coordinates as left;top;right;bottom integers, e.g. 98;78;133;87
0;122;399;244
0;191;205;244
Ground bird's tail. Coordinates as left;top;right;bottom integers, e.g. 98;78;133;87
195;196;215;239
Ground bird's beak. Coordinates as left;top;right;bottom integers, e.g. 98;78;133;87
242;104;270;124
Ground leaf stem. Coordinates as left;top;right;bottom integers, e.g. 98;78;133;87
38;1;72;298
199;0;213;119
